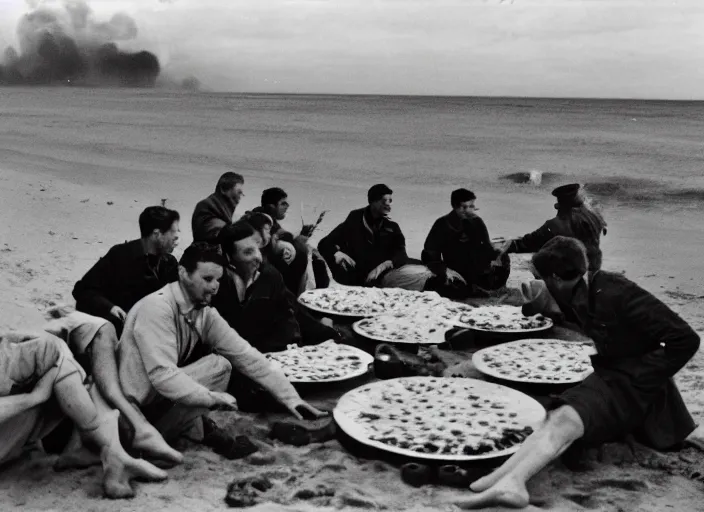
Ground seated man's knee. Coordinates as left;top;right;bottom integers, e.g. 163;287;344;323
210;355;232;384
95;322;118;344
33;334;65;374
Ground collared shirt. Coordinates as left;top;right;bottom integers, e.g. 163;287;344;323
231;267;261;302
73;238;178;322
117;282;301;408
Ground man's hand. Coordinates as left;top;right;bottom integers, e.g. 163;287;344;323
365;260;393;284
334;251;356;271
30;366;59;406
446;269;466;284
110;305;127;323
286;400;328;421
209;391;238;411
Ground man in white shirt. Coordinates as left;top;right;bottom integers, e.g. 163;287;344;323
117;242;324;446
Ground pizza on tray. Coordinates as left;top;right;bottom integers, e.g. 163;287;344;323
449;305;552;333
473;339;596;384
297;286;444;317
334;377;545;461
352;310;450;345
265;340;374;383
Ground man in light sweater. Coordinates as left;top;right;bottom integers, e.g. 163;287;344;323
117;242;325;447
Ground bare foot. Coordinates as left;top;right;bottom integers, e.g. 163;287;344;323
132;428;184;466
455;477;530;510
101;447;168;500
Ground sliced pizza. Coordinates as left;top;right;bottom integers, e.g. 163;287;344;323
449;305;552;333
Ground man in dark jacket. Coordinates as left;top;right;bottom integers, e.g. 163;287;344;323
213;221;301;354
455;236;703;510
73;206;180;335
191;172;244;244
421;188;509;298
319;184;430;289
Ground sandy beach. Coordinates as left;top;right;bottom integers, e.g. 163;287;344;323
1;88;703;511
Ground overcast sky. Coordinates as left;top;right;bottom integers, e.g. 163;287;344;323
2;0;703;99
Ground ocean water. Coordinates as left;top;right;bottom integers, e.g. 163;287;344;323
1;88;703;194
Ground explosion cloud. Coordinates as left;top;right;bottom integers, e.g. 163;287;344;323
0;0;159;87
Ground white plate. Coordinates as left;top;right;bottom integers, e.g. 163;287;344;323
334;376;546;461
352;316;451;345
473;339;596;384
266;342;374;383
447;305;554;334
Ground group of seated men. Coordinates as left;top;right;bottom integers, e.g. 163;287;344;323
2;170;702;507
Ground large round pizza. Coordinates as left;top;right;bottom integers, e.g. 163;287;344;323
265;341;374;383
297;286;443;318
448;305;553;333
334;377;545;461
473;339;596;384
352;310;450;345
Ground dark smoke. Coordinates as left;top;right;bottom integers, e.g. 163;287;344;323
0;1;159;87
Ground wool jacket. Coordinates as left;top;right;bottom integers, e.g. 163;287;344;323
318;207;408;280
191;192;237;244
212;263;302;353
73;239;178;325
421;211;498;285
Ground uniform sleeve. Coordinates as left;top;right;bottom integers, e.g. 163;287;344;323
621;281;700;386
203;309;301;407
318;216;350;263
390;224;409;269
508;221;554;254
132;301;214;407
421;219;447;277
72;249;118;319
475;218;499;266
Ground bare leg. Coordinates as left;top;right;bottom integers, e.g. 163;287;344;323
454;406;585;510
89;323;182;464
51;355;168;499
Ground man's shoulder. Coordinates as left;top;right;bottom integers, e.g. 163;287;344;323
132;284;176;316
193;194;217;212
105;239;141;257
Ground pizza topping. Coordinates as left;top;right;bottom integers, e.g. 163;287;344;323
451;305;552;332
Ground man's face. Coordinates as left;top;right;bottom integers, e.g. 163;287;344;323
224;183;245;206
370;194;393;217
179;261;223;306
230;235;263;279
274;197;289;220
454;200;478;220
156;221;180;254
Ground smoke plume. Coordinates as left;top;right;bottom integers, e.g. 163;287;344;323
0;1;159;87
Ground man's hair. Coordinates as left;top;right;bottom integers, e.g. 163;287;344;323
242;211;273;233
367;184;393;203
261;187;287;207
215;172;244;193
139;206;180;238
179;242;226;273
532;236;589;281
218;220;257;257
450;188;477;208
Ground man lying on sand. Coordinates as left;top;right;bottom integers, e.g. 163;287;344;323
496;183;608;271
0;330;167;499
192;172;245;244
422;188;510;299
116;242;326;451
73;205;180;335
455;236;703;510
318;184;433;291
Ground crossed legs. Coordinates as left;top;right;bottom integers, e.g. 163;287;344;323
454;406;585;510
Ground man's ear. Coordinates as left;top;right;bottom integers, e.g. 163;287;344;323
178;265;188;281
150;228;161;239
